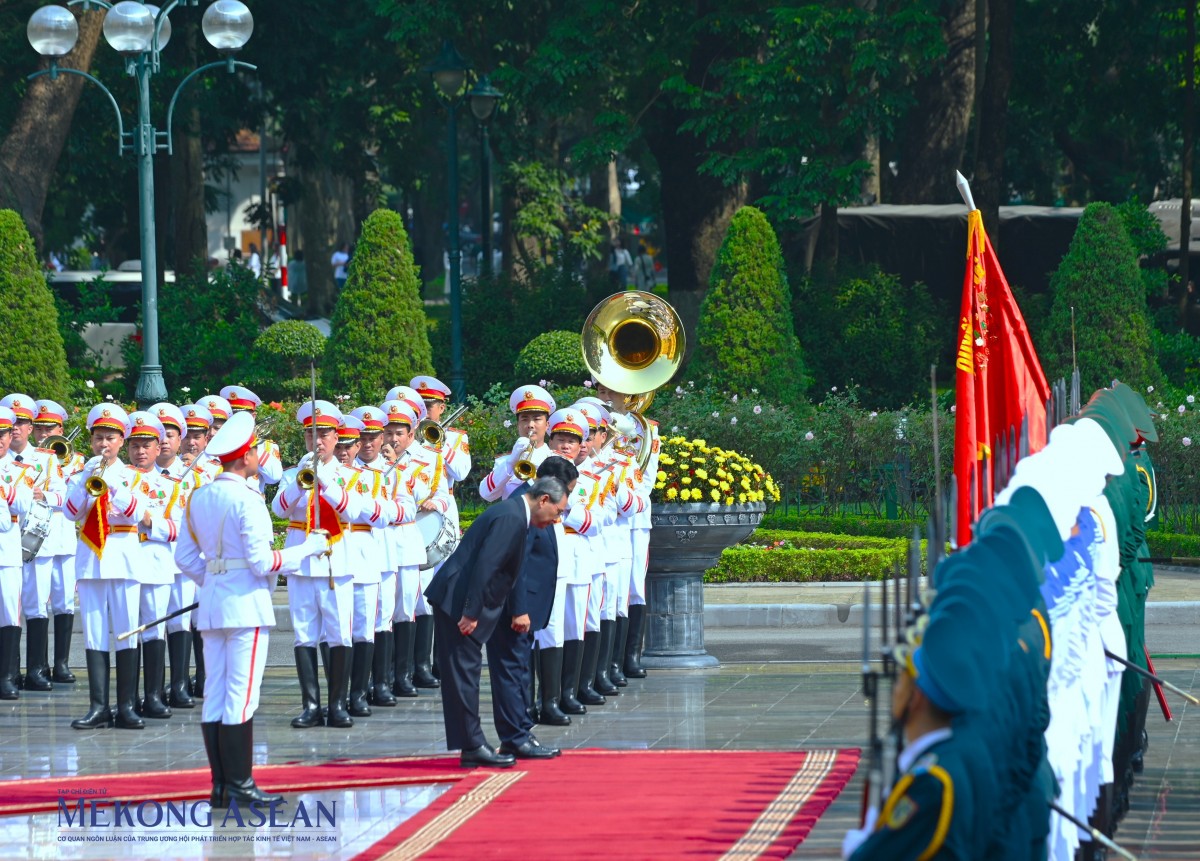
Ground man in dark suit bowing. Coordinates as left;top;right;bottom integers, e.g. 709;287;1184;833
424;475;569;768
486;457;579;759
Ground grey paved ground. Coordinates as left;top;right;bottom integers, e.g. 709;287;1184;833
1;628;1196;859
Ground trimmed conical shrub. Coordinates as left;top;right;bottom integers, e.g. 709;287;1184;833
1041;202;1160;393
323;209;433;400
0;210;69;402
690;206;807;402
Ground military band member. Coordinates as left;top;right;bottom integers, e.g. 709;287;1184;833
63;404;148;730
593;381;659;679
350;405;412;707
479;386;556;502
32;399;84;684
0;393;61;691
149;402;200;709
334;414;402;717
411;375;472;686
0;407;34;699
175;411;331;807
543;408;609;711
272;400;363;729
220;385;283;495
177;402;216;696
199;394;232;433
379;400;449;696
126;411;180;719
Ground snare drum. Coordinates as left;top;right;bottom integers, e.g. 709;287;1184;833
20;499;54;563
415;509;459;570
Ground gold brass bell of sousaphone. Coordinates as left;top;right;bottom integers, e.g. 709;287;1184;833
581;290;685;471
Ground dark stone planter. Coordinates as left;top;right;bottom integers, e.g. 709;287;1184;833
643;502;766;669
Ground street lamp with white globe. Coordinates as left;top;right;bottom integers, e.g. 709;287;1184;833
27;0;256;408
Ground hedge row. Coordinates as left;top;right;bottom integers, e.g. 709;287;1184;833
1145;531;1200;558
704;546;922;583
759;514;925;538
745;529;913;551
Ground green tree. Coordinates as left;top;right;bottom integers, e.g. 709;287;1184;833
1041;202;1161;393
513;331;588;388
690;206;806;403
246;320;327;401
323;209;432;400
0;209;70;401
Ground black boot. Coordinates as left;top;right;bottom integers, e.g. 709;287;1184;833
371;631;396;706
579;631;607;705
114;648;145;729
220;719;283;806
166;631;194;708
201;721;226;808
141;639;172;719
348;641;373;718
560;639;587;714
190;629;205;697
610;616;629;686
593;620;620;696
392;622;418;698
326;645;354;728
72;650;113;729
52;614;76;683
0;626;21;699
290;646;323;728
623;604;648;678
318;642;331;720
537;647;570;726
412;614;440;688
24;618;52;691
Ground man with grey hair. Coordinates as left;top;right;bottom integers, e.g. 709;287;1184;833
424;476;568;768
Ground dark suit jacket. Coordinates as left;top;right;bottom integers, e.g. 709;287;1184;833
507;508;559;632
424;494;531;630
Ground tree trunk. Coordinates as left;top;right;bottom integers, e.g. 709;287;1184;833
888;0;977;203
169;21;207;276
298;164;355;317
974;0;1013;240
1180;0;1195;323
644;103;746;353
0;9;105;247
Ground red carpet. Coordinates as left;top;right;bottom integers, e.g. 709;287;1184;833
2;748;859;860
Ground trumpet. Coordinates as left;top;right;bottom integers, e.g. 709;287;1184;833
296;452;317;490
85;458;112;498
512;430;538;482
418;404;468;450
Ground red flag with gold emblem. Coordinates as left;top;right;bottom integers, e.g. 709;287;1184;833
307;490;344;545
954;210;1050;546
79;497;109;558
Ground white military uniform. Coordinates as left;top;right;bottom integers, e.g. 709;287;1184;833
133;466;183;642
479;385;557;502
0;439;34;629
627;420;660;609
33;399;83;622
355;453;415;633
389;441;448;621
11;444;66;623
178;470;327;725
221;385;284;496
160;454;203;633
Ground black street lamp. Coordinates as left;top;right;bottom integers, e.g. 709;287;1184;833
468;75;501;279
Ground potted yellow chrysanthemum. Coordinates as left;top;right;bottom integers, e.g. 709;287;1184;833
644;437;777;669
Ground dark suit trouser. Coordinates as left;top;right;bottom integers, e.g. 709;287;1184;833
486;623;533;747
432;606;487;751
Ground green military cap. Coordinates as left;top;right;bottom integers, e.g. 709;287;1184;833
986;486;1063;570
1079;391;1138;448
1110;381;1158;442
964;525;1043;623
910;583;1010;714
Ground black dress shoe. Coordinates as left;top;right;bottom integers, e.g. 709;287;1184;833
499;738;561;759
459;744;516;768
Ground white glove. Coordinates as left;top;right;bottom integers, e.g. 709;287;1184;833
302;532;330;558
841;806;877;858
511;436;533;457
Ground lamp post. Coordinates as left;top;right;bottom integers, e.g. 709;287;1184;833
28;0;255;408
424;41;472;404
468;75;501;280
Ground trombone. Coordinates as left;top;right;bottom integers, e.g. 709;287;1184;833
417;404;468;450
42;426;82;468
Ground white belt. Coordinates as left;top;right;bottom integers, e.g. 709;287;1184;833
206;557;250;574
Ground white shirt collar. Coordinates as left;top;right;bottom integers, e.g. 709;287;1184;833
897;727;953;774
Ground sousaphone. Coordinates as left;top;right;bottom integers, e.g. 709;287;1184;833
581;290;685;471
